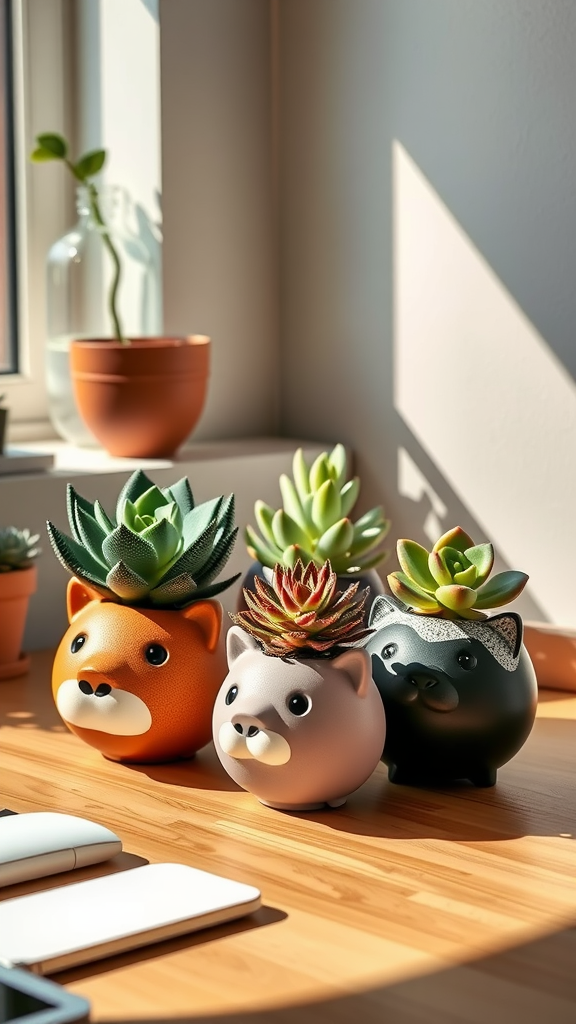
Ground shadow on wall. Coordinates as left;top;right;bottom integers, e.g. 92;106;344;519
387;142;574;626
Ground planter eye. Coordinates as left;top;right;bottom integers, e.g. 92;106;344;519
457;650;477;671
382;643;397;660
71;634;87;654
144;643;169;666
225;685;239;705
287;692;311;717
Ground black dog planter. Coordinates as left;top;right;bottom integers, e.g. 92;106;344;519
364;596;538;787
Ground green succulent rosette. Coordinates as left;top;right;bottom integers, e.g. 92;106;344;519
47;469;240;607
245;443;389;576
0;527;41;571
387;526;528;620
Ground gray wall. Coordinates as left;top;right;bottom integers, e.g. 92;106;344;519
277;0;576;623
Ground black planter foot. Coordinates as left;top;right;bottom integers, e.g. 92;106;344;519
469;767;497;787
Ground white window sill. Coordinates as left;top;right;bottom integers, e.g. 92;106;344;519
0;436;329;651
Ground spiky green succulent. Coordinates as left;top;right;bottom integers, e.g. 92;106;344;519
232;559;373;657
245;444;389;576
387;526;528;620
0;527;40;572
47;470;240;607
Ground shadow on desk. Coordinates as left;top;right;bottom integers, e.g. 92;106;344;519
99;917;576;1024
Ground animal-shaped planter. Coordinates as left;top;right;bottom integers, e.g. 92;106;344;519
52;578;227;763
212;626;386;811
364;596;537;787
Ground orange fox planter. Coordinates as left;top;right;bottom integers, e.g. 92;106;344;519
52;578;227;763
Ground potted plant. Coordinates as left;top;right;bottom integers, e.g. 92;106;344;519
242;443;389;622
364;526;537;787
31;133;209;457
0;526;40;679
212;559;386;810
48;469;240;763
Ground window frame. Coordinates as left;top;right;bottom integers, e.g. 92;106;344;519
3;0;73;438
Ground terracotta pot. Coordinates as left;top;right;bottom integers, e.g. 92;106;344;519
238;561;384;626
52;578;227;763
523;622;576;692
364;596;537;787
212;626;386;810
70;335;210;458
0;566;37;680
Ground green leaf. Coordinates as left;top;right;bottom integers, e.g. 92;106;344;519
282;544;320;568
435;584;478;612
279;475;309;533
31;148;61;163
353;506;388;532
194;527;238;587
309;453;331;492
349;526;387;558
106;561;151;602
428;549;454;587
102;523;159;579
73;505;108;567
166;476;195;515
345;550;387;572
73;149;106;181
292;448;310;501
253;501;277;547
66;484;96;544
397;539;437;592
140;517;180;566
163;516;217;581
271;509;309;550
35;133;67;158
339;478;360;518
133;484;169;519
452;564;478;588
473;571;529;609
245;525;281;568
115;471;156;522
327;443;347;487
432;526;475;554
181;497;223;548
316;519;355;559
46;522;109;591
93;499;115;533
464;543;494;587
216;494;235;538
185;572;241;604
311;479;341;533
148;572;197;606
387;571;440;611
154;500;183;534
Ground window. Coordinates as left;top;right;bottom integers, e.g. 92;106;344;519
0;0;17;374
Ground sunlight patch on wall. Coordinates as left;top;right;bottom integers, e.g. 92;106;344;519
393;141;576;625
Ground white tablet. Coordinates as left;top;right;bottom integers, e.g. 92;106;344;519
0;862;262;975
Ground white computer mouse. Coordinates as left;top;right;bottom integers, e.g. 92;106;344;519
0;812;122;887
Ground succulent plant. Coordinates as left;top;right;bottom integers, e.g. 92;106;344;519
231;558;373;657
47;469;240;607
0;527;41;572
245;444;389;577
387;526;528;620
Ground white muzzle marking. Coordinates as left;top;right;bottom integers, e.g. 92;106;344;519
218;722;291;765
56;679;152;736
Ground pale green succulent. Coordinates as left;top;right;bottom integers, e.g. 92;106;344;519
0;527;40;572
47;469;239;607
387;526;528;620
245;444;389;576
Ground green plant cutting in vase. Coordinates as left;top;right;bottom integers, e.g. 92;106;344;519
31;132;125;342
245;444;390;576
387;525;529;620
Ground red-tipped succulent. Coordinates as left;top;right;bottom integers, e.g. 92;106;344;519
231;559;373;657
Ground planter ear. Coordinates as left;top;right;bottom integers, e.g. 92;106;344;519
181;600;222;652
66;577;101;622
487;612;523;658
331;647;372;698
368;594;404;627
226;625;261;667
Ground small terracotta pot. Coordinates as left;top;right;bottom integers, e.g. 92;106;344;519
70;335;210;458
0;565;37;680
523;622;576;692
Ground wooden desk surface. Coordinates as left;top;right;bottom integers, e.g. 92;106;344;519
2;651;576;1024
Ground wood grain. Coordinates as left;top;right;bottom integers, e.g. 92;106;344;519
1;653;576;1023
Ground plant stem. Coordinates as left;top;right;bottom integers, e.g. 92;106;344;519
86;183;126;343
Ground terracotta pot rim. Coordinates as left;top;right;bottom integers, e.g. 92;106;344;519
70;335;210;351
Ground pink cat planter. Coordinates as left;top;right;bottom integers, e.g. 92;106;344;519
212;626;386;811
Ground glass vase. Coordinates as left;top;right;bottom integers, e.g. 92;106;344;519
46;185;162;446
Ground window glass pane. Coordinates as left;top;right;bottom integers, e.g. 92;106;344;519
0;0;17;375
